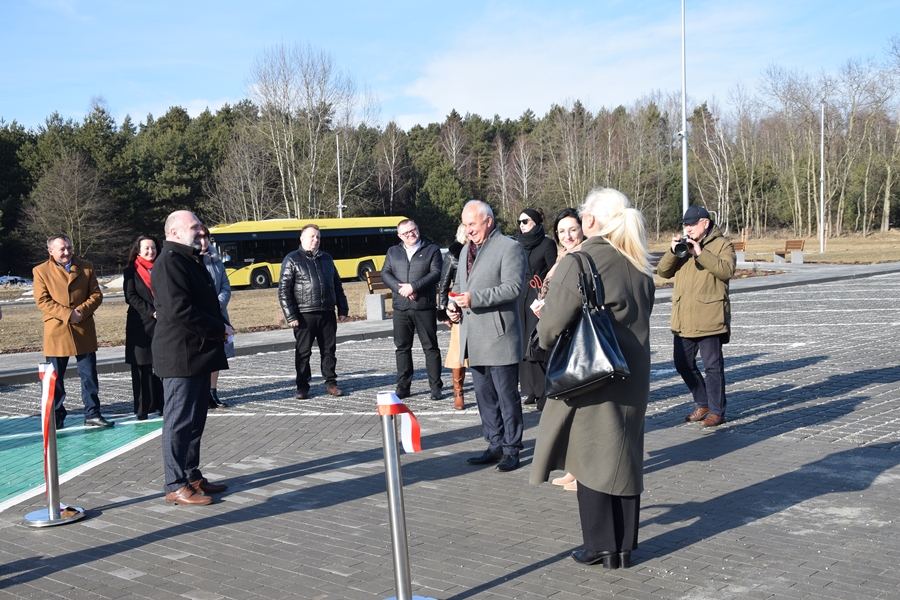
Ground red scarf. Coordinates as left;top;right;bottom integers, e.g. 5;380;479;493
134;256;154;296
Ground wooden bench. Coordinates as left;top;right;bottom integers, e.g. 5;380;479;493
364;271;392;320
774;239;805;264
732;241;746;263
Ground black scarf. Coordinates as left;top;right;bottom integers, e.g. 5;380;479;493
518;224;547;251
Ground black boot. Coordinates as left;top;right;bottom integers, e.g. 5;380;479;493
209;389;228;409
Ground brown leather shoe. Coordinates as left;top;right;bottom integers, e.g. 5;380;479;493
165;485;213;505
685;407;710;422
700;414;725;427
190;477;228;494
326;386;344;397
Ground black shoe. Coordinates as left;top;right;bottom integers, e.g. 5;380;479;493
395;387;410;400
84;416;114;428
136;414;148;421
295;390;309;400
618;550;632;569
522;394;536;405
495;454;520;472
430;388;443;400
55;418;65;430
467;449;503;465
572;549;619;569
209;389;228;408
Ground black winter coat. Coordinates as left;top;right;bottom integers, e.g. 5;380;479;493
124;265;156;366
437;241;464;321
277;249;349;322
151;241;229;378
519;234;557;360
381;239;442;311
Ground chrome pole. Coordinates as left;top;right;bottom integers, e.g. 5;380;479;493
381;413;412;600
24;363;85;527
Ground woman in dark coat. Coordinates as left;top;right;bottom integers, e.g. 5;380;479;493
516;208;557;407
124;235;164;420
531;188;655;570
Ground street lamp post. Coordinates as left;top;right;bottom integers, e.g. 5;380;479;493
681;0;689;215
819;100;825;253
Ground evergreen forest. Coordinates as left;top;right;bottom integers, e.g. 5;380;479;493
2;39;900;275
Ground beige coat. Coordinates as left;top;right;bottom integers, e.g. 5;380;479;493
33;257;103;357
529;237;654;495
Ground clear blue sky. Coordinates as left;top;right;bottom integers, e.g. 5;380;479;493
2;0;898;131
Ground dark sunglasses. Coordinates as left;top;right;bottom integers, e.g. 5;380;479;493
518;218;531;225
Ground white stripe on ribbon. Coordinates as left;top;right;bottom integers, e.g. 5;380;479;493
376;391;422;453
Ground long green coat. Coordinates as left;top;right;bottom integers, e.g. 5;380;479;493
529;236;654;496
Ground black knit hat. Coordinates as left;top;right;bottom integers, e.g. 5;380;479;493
522;208;543;225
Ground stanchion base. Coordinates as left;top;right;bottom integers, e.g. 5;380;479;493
384;597;436;600
23;506;85;527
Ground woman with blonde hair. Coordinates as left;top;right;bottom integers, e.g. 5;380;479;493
530;188;654;570
437;224;469;410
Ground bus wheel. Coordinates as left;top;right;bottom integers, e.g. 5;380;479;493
250;269;271;289
357;260;376;282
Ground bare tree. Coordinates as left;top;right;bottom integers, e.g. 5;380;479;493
511;133;538;212
249;42;360;219
439;111;471;178
205;124;279;223
23;150;116;261
488;135;512;217
375;121;409;215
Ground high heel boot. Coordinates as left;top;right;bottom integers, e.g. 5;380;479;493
452;367;466;410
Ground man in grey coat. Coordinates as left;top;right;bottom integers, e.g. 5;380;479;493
447;200;527;472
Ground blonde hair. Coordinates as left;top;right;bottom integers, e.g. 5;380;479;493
579;188;652;276
455;223;467;245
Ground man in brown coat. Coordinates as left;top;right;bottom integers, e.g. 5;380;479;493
33;235;112;429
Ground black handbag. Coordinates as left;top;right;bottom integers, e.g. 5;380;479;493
544;251;630;400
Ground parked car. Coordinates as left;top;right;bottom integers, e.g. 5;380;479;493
0;275;32;286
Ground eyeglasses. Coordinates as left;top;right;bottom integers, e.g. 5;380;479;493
398;229;418;238
518;219;531;225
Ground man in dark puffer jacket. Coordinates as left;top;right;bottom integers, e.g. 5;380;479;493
381;219;444;399
278;224;349;399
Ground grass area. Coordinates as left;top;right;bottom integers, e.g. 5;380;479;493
2;230;897;354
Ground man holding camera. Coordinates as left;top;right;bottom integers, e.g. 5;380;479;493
657;206;736;427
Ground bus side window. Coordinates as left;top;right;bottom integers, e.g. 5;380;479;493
216;243;236;265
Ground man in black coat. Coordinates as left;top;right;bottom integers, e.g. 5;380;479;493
278;224;349;399
381;219;444;399
152;210;234;506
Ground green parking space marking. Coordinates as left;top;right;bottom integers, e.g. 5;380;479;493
0;416;164;511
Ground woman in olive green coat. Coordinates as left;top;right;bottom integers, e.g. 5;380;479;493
530;188;655;570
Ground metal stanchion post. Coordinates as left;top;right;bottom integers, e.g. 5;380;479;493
377;391;434;600
381;412;412;600
23;363;85;527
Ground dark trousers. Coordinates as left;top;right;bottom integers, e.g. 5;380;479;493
576;482;640;552
293;311;338;392
471;363;524;456
393;307;442;391
47;353;101;422
673;334;727;416
161;375;209;493
131;364;164;417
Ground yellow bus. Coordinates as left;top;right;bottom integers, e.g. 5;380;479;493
209;216;406;288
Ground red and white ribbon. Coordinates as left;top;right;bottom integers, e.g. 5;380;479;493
38;363;57;486
376;391;422;453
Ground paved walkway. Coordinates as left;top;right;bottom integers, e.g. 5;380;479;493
1;261;899;598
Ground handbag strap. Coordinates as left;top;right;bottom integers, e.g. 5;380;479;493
569;251;606;311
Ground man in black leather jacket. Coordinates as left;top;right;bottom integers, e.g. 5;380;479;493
381;219;444;399
278;224;349;399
